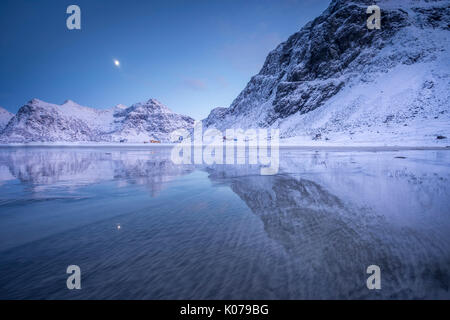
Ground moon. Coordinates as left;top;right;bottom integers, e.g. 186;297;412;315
114;59;120;67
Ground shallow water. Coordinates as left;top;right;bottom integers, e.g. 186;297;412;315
0;146;449;299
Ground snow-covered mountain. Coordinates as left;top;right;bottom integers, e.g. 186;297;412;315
108;99;195;143
0;98;194;143
204;0;450;146
0;107;13;132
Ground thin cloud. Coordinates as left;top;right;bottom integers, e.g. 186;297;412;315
216;76;229;88
183;78;208;91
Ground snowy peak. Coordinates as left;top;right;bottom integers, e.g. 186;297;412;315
0;107;14;132
28;98;45;105
0;98;195;143
146;98;163;106
25;98;58;109
62;99;77;105
111;98;195;142
60;99;89;111
114;104;128;111
0;106;13;117
128;98;173;114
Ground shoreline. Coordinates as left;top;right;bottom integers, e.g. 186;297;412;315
0;143;449;151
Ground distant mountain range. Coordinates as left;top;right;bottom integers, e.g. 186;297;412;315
1;0;449;145
0;98;194;143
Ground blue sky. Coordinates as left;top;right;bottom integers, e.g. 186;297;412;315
0;0;330;119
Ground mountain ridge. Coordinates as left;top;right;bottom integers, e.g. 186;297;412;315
0;98;195;143
203;0;450;145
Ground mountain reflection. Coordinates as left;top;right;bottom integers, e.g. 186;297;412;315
0;147;449;299
0;147;194;197
207;168;450;298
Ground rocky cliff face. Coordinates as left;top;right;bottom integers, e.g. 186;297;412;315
203;0;450;145
202;107;228;128
0;98;194;143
